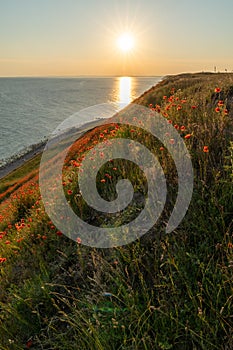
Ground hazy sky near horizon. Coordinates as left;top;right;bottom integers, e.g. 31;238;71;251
1;0;233;76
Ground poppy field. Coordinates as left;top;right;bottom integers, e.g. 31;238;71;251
0;73;232;349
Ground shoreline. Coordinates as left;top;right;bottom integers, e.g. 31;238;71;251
0;118;105;180
0;77;164;181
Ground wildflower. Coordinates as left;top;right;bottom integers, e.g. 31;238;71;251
174;124;179;129
56;231;62;236
76;237;82;244
224;109;228;115
215;107;220;113
184;134;192;139
72;161;81;167
5;240;11;244
26;340;33;348
160;147;165;151
110;129;116;136
100;179;106;183
177;105;182;111
228;242;233;249
99;133;104;138
203;146;209;153
163;95;167;100
218;100;224;107
215;87;221;93
67;190;73;195
180;125;186;131
169;139;175;145
0;257;7;263
191;105;197;109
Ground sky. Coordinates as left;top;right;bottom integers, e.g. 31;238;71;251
1;0;233;76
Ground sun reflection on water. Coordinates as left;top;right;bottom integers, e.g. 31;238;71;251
118;76;132;108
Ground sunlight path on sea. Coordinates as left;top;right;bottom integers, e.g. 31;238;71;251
118;76;132;109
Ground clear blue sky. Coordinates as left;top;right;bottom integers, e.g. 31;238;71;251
1;0;233;76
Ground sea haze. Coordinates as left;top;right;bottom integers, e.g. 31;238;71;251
0;76;162;166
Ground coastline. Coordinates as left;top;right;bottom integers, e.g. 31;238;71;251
0;142;46;180
0;118;105;180
0;77;164;181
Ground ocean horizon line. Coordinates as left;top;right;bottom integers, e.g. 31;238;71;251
0;74;163;79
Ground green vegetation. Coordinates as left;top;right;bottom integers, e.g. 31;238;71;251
0;73;232;349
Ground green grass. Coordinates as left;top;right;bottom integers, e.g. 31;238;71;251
0;72;232;350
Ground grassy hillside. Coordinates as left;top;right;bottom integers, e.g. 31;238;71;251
0;73;232;350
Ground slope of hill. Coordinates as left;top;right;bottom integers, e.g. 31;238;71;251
0;73;232;350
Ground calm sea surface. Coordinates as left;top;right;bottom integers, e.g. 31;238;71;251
0;76;162;166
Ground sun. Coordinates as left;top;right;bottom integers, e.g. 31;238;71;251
117;33;134;52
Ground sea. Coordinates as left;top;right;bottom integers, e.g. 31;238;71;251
0;76;162;167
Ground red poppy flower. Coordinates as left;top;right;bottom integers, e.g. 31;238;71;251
26;340;33;348
215;107;220;113
184;134;192;139
76;237;82;244
203;146;209;153
67;190;73;195
214;87;221;93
